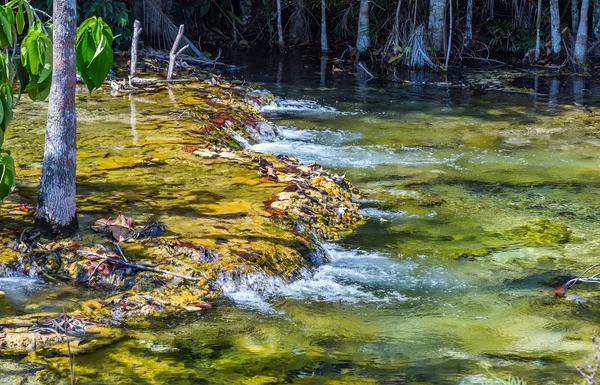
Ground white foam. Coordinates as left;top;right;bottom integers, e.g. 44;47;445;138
216;243;455;311
260;99;341;116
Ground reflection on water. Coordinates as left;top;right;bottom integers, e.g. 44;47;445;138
4;50;600;384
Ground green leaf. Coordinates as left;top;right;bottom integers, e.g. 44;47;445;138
0;125;4;149
38;40;52;84
25;1;33;28
1;84;14;130
76;17;113;93
0;152;15;200
0;94;5;132
0;7;15;47
16;1;24;34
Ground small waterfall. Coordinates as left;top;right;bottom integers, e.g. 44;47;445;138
214;241;454;312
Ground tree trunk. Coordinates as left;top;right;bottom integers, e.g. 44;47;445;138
321;0;328;52
276;0;284;51
290;0;310;43
240;0;252;26
356;0;370;53
464;0;473;47
429;0;447;55
572;0;580;33
593;0;600;39
574;0;590;65
130;20;142;86
550;0;562;58
444;0;452;68
35;0;78;237
535;0;542;61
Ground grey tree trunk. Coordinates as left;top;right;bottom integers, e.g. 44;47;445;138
130;20;142;86
290;0;310;43
535;0;542;61
444;0;452;68
240;0;252;26
572;0;580;33
593;0;600;39
276;0;284;51
574;0;590;64
429;0;447;55
356;0;370;53
35;0;78;237
550;0;562;57
321;0;328;52
464;0;473;47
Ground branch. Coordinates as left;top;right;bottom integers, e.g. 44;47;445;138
168;25;186;81
77;250;204;282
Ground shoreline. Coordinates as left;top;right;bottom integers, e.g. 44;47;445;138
0;76;363;356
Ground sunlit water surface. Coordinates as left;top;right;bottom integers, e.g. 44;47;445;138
4;52;600;384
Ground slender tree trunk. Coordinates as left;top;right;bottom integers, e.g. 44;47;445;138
35;0;78;237
550;0;562;58
574;0;590;65
572;0;580;33
445;0;452;68
392;0;402;48
321;0;328;52
464;0;473;47
356;0;370;53
276;0;284;51
130;20;141;86
290;0;310;43
593;0;600;41
429;0;447;55
535;0;542;61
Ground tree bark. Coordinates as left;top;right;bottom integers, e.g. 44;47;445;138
464;0;473;47
35;0;78;237
550;0;562;58
594;0;600;39
535;0;542;61
276;0;284;51
130;20;142;86
444;0;452;68
572;0;580;33
575;0;590;65
290;0;310;43
321;0;328;52
429;0;447;55
356;0;370;53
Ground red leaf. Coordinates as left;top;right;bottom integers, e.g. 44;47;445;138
186;301;213;309
550;285;567;298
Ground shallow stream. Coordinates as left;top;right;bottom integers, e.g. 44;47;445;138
4;54;600;384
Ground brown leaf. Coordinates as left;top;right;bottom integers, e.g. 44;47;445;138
550;285;567;298
94;212;138;242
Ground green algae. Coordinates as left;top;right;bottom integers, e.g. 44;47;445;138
4;69;600;384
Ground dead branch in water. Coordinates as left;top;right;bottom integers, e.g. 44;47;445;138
77;250;204;282
168;25;189;81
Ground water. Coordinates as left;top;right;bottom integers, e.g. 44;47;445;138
3;53;600;383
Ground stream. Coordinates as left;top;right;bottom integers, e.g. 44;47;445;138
4;53;600;384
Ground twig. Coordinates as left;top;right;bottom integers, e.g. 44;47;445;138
77;250;204;282
168;24;186;81
113;242;129;262
357;62;375;79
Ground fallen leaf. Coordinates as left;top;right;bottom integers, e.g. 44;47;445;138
550;285;567;298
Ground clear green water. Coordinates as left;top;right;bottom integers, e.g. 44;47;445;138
3;55;600;384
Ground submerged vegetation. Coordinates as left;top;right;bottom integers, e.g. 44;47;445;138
4;0;600;383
